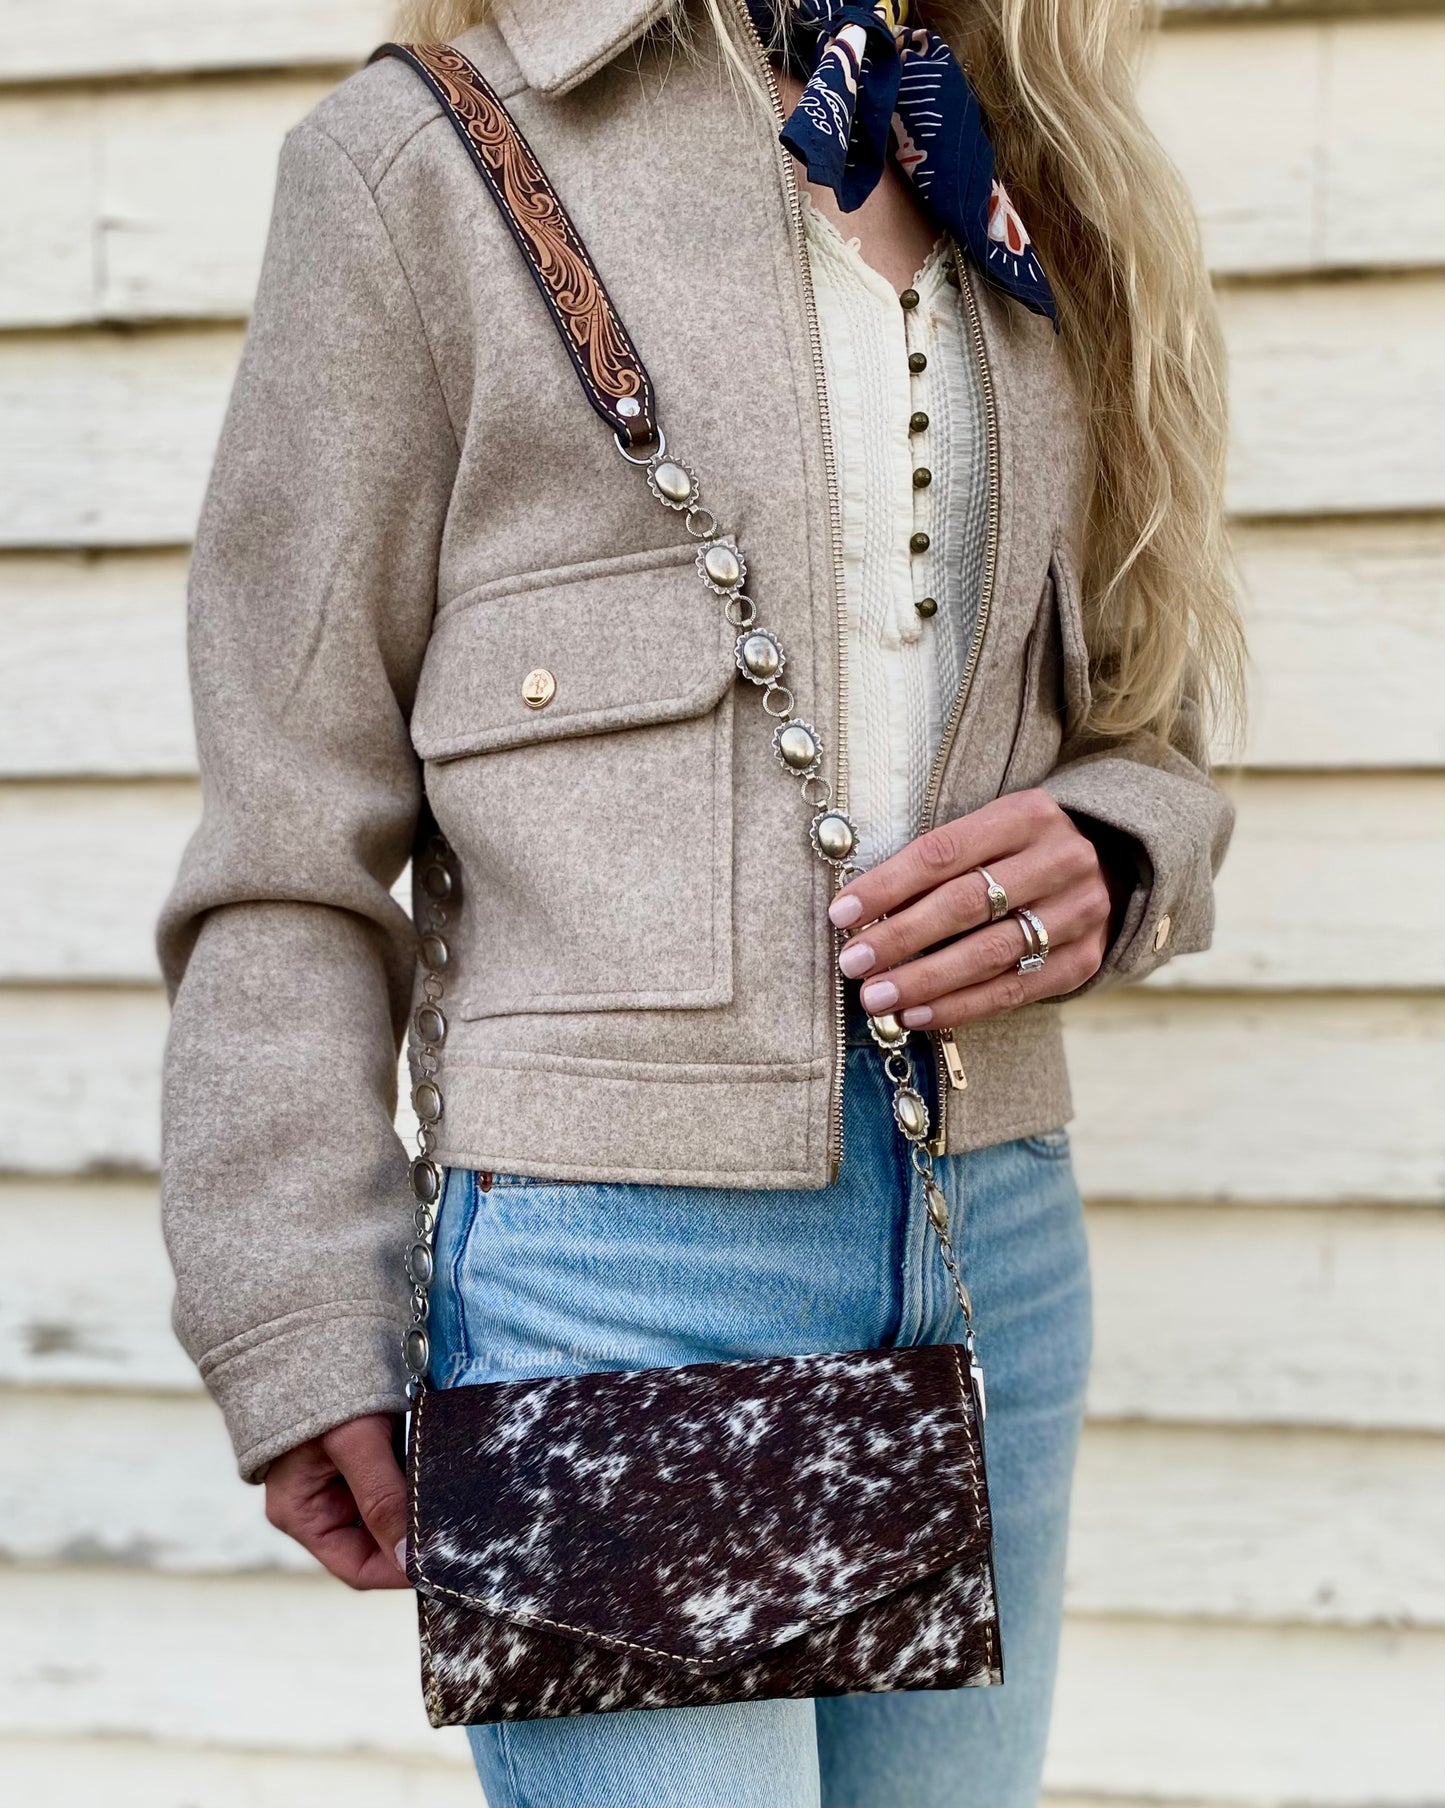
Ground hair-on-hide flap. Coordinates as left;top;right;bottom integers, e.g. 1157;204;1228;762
408;1344;1001;1724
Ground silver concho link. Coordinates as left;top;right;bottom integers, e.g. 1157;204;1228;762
579;433;986;1399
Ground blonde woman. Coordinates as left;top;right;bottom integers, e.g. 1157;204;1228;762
159;2;1239;1803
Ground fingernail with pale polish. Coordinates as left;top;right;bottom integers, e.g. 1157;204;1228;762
861;979;899;1012
838;940;876;978
394;1539;408;1573
902;1005;934;1028
829;895;863;927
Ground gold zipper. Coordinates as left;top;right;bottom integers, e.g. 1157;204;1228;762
922;256;1002;1155
734;2;851;1182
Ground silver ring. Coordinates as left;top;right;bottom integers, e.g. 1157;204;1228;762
1013;907;1049;975
976;866;1009;921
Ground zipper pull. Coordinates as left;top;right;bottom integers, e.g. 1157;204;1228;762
939;1029;968;1091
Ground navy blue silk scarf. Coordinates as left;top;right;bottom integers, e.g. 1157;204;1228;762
743;0;1056;324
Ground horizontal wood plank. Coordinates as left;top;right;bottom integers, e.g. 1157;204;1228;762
1046;1614;1445;1804
1141;17;1445;275
0;1566;442;1755
0;1388;310;1570
0;0;1434;80
1146;771;1445;989
0;1736;477;1808
6;772;1438;987
1070;1420;1445;1628
0;552;196;776
1232;515;1445;769
0;326;239;549
7;1384;1441;1629
2;1565;1441;1801
1087;1202;1445;1428
1066;991;1445;1205
3;520;1440;777
1219;274;1445;517
0;1183;188;1391
4;1180;1440;1430
3;279;1442;544
0;1;387;82
5;988;1444;1201
4;20;1440;330
0;782;196;980
0;78;329;328
0;990;169;1176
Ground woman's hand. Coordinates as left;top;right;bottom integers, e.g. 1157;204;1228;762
264;1412;410;1590
829;789;1122;1028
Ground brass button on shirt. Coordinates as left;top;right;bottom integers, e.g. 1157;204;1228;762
802;199;990;867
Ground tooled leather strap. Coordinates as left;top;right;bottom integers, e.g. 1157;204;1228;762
371;41;658;447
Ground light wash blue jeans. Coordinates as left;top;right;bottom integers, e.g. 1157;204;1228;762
428;995;1091;1808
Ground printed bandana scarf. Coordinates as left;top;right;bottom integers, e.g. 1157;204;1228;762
744;0;1057;324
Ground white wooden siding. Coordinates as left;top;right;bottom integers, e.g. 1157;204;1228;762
0;5;1441;1804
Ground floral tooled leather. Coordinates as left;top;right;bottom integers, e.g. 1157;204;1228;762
373;42;657;443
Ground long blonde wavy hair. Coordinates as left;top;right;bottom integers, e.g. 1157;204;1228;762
393;0;1242;746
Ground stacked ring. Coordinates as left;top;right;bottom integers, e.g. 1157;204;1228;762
976;866;1009;922
1014;907;1050;975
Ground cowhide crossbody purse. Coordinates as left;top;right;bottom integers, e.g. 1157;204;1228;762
374;41;1001;1726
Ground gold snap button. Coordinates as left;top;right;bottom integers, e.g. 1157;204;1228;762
522;667;556;709
1153;912;1172;952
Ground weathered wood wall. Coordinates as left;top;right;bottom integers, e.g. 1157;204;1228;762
1;2;1442;1801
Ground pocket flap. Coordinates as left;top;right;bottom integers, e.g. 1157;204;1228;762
412;548;737;760
1049;544;1093;737
409;1344;990;1677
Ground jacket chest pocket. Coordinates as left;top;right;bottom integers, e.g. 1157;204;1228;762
411;546;737;1018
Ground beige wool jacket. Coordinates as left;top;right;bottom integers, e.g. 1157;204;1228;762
158;0;1234;1479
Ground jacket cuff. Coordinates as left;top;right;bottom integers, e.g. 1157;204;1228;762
1043;751;1234;992
197;1304;408;1483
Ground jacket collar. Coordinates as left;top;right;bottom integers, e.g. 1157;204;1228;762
491;0;677;95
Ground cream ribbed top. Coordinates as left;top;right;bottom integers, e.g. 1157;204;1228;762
802;197;989;867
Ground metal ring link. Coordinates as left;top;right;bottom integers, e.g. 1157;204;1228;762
761;682;794;719
884;1050;913;1085
725;593;758;627
685;504;718;539
909;1141;936;1178
613;423;665;465
800;773;833;808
